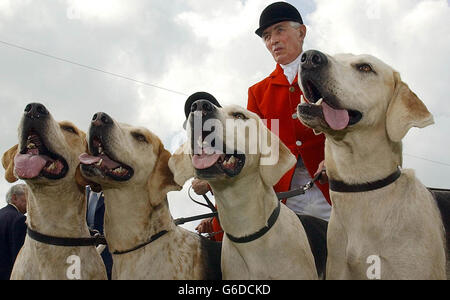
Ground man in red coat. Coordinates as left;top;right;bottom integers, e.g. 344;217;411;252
249;2;331;220
194;2;331;240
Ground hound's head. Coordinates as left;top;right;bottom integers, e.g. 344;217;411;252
169;101;296;189
80;112;180;205
2;103;90;190
297;50;433;141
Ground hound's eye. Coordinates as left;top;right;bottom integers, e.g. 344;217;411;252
356;63;374;73
132;132;147;143
61;125;77;134
232;112;248;120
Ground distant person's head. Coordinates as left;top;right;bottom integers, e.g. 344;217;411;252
6;184;28;214
256;2;307;65
183;92;221;129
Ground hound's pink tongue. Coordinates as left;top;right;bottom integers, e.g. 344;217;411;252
79;153;101;165
14;153;50;179
322;101;350;130
192;149;221;170
79;153;121;169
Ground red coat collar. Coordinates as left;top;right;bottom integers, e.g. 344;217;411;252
269;64;298;86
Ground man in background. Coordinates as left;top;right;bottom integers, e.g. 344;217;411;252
248;1;331;220
0;183;27;280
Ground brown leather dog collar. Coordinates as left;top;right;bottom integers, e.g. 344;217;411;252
329;168;402;193
27;228;106;247
226;201;281;244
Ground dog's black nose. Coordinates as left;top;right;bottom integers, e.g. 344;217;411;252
24;103;49;120
91;112;113;127
191;99;216;115
300;50;328;70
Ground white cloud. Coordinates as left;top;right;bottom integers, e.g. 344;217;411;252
65;0;134;22
0;0;31;18
176;0;265;48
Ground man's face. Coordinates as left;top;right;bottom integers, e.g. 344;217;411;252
262;21;306;65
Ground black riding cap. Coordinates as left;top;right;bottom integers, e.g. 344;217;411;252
183;92;221;129
255;2;303;37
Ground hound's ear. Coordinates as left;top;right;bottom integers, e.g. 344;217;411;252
2;145;19;183
168;142;194;187
75;165;102;193
386;72;434;142
148;143;182;206
259;122;297;187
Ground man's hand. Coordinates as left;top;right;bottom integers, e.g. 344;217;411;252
314;160;328;184
196;217;214;234
192;179;210;195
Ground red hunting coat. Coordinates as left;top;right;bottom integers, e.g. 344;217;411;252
247;64;331;205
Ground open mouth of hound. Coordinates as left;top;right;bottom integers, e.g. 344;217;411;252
193;150;246;178
300;79;363;130
14;131;69;180
191;129;245;178
79;136;134;181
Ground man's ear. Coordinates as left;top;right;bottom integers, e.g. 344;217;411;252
168;142;194;187
299;24;307;39
2;145;19;183
148;143;182;206
386;72;434;142
259;122;297;187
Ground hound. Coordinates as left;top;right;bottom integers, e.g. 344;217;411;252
169;101;319;279
296;50;447;279
2;103;107;280
79;112;221;280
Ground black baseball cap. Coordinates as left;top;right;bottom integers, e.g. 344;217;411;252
255;2;303;37
183;92;221;129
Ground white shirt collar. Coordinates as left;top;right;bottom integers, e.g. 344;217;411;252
280;54;302;84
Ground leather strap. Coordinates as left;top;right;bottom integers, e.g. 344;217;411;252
226;201;281;244
112;230;169;255
27;228;106;247
329;168;401;193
